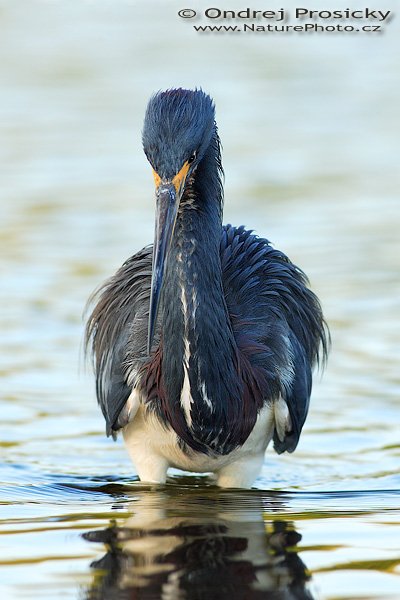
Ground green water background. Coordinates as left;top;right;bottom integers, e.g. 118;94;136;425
1;1;399;598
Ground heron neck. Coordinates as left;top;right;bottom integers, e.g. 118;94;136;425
160;141;240;434
162;141;232;353
166;186;229;341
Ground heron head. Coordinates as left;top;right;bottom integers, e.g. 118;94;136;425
142;88;216;182
142;89;216;354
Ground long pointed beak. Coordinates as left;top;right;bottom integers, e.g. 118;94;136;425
147;182;179;354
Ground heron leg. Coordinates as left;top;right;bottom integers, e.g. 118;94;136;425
215;454;264;489
134;456;169;484
125;440;169;484
123;414;169;484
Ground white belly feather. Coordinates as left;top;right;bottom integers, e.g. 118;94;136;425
122;394;277;487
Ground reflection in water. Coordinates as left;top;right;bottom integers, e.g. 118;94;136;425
83;484;313;599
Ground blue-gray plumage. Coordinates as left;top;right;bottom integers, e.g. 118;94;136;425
86;88;329;488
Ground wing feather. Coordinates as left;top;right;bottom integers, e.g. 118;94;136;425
86;223;328;453
85;246;152;436
221;224;329;453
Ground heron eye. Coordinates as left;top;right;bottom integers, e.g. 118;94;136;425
188;151;197;164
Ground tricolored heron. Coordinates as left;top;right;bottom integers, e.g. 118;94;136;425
86;88;328;488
